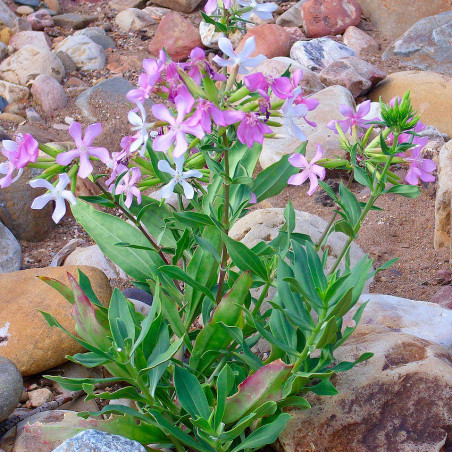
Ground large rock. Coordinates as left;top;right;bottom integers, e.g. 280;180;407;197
290;38;356;72
382;11;452;77
53;13;95;30
260;85;354;168
9;30;51;50
148;12;202;61
0;166;54;241
64;244;127;280
319;56;386;98
301;0;361;38
75;76;135;122
0;266;111;376
148;0;202;13
246;57;325;96
348;294;452;351
229;208;367;273
0;0;16;28
0;80;29;103
0;45;65;85
53;430;147;452
26;9;54;30
277;328;452;452
54;35;106;71
355;0;452;40
235;24;291;59
434;140;452;255
31;73;67;115
370;71;452;137
0;357;22;422
114;7;156;32
0;222;21;273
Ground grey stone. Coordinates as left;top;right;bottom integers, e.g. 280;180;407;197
55;50;77;74
75;76;135;121
109;0;146;11
290;37;356;72
54;35;106;70
52;429;147;451
0;95;7;111
0;222;21;273
74;27;116;50
0;41;7;61
383;11;452;77
149;0;203;13
53;13;95;30
0;356;23;422
276;0;305;27
114;8;156;32
419;125;448;142
0;0;17;28
122;287;153;306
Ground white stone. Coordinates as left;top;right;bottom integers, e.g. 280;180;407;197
0;0;16;28
346;294;452;352
64;244;127;280
199;21;243;49
114;7;156;32
54;35;106;71
0;222;21;273
290;37;356;72
0;45;65;85
259;85;355;168
0;41;7;61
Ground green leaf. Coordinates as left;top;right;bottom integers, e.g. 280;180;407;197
338;182;362;228
71;200;163;281
174;212;215;228
333;219;356;238
230;413;292;452
174;366;211;420
159;265;215;302
38;276;74;304
45;376;127;392
278;396;311;409
331;352;373;372
307;379;338;396
385;184;421;198
79;195;115;208
69;352;109;368
251;154;299;202
138;336;184;376
214;364;232;429
222;234;269;281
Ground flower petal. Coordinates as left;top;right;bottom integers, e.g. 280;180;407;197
31;192;54;210
83;123;102;146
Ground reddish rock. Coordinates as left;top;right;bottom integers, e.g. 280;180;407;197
285;26;306;46
26;9;54;31
148;12;202;62
302;0;361;38
236;24;291;59
430;286;452;310
343;25;378;56
31;74;68;115
319;56;386;97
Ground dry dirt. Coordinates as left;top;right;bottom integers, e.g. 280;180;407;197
2;0;450;303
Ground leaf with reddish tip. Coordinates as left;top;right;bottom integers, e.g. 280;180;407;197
67;272;111;350
38;276;75;304
223;359;293;424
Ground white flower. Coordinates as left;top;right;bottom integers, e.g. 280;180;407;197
281;87;309;141
158;156;203;200
29;173;77;224
128;101;151;156
237;0;278;20
0;322;11;347
213;36;266;75
0;161;22;186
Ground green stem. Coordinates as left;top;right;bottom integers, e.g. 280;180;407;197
251;280;272;316
215;146;231;305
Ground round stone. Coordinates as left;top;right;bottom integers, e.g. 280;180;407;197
0;356;23;422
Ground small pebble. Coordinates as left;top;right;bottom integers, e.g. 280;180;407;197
16;5;34;14
28;387;54;408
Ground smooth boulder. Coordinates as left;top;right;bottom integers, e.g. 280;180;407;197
277;327;452;452
0;356;22;422
0;266;111;376
0;222;21;273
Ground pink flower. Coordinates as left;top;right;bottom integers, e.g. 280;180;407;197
233;111;273;148
190;99;229;133
288;144;326;196
205;0;231;15
151;90;205;158
56;122;110;179
0;134;38;188
244;72;294;99
185;47;226;85
327;100;373;135
113;167;142;208
401;144;436;186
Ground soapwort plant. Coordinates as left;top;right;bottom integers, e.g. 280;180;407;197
0;1;435;448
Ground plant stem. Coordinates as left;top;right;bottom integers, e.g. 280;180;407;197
251;280;272;316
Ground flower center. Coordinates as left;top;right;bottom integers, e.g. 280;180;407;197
245;113;258;127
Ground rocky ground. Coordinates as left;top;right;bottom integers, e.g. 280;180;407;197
1;0;452;450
